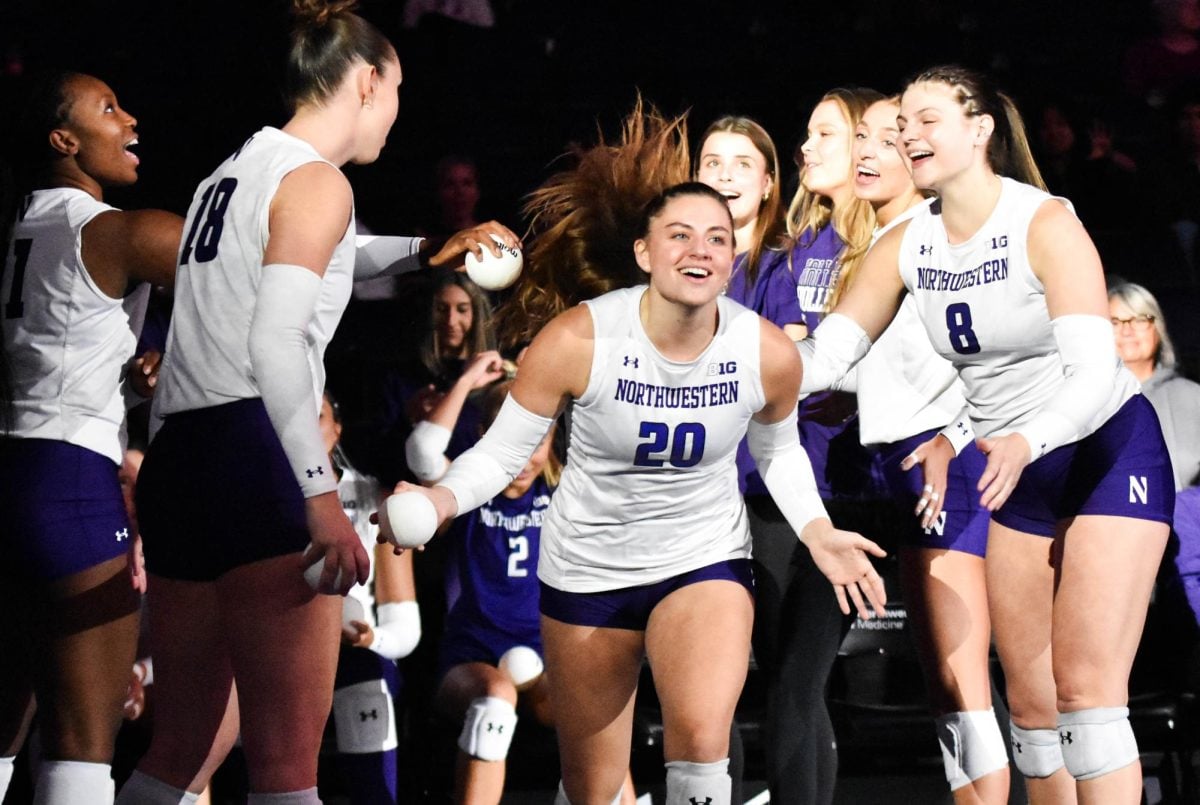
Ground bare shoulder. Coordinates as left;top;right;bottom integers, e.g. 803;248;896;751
1028;196;1087;243
512;303;595;413
265;162;353;271
274;161;352;215
81;208;184;292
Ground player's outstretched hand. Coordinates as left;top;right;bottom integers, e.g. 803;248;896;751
427;221;521;267
801;519;888;619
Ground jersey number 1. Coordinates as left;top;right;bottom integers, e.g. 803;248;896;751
180;178;239;265
2;238;32;319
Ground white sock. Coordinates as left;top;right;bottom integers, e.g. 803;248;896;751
33;760;115;805
664;758;731;805
115;770;200;804
246;788;322;804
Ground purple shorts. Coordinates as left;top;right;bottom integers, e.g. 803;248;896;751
993;394;1175;537
876;429;991;557
538;558;755;631
437;607;543;679
0;437;132;581
137;399;309;581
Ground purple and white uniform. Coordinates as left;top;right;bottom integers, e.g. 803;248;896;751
1;188;148;579
439;477;549;673
897;178;1173;535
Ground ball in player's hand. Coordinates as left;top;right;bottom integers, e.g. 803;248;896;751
378;491;439;549
499;645;544;691
465;234;522;291
303;547;347;592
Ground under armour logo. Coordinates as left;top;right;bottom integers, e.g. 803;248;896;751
359;710;378;722
1060;731;1073;745
115;528;129;542
486;722;505;735
956;421;969;435
689;798;712;805
305;467;324;478
623;356;639;368
1012;737;1023;754
919;244;933;255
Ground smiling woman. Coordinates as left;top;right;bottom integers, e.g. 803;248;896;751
0;70;182;804
383;181;888;804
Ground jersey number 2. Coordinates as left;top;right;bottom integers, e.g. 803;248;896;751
507;536;529;577
180;178;238;265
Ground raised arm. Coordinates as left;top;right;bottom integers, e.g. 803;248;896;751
81;208;184;294
797;223;909;393
749;321;888;618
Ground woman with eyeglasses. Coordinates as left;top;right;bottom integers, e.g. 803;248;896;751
1109;282;1200;491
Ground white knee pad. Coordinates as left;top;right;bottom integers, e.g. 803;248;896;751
934;709;1009;790
554;780;623;805
457;696;517;762
33;760;115;805
664;758;731;805
332;678;398;754
1057;706;1139;781
1009;721;1065;778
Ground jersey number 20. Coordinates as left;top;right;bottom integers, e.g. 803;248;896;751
634;421;706;468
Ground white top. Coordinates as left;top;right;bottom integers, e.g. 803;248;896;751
2;187;149;464
854;199;966;446
897;177;1136;439
539;286;764;592
155;127;355;418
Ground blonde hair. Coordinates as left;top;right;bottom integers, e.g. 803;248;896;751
696;116;785;286
1108;281;1176;370
786;87;884;312
905;65;1046;191
494;97;691;350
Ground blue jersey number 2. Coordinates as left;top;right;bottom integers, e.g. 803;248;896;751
633;421;706;468
945;302;981;355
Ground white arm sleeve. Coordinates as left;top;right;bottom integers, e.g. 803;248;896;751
354;235;425;280
405;420;453;482
438;395;555;516
938;405;975;455
746;407;830;538
370;601;421;660
798;313;873;394
248;263;336;497
1014;314;1124;459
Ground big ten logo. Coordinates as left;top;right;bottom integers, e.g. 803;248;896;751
707;361;737;376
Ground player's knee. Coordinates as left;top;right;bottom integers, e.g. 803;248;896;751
664;758;730;805
1009;721;1065;778
1057;707;1138;781
934;710;1008;789
457;696;517;762
332;679;398;755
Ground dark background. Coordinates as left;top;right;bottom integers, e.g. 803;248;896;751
0;0;1155;235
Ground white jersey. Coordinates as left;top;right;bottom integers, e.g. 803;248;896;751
2;188;150;464
339;465;382;628
897;177;1136;440
855;199;966;446
539;286;765;592
155;127;355;418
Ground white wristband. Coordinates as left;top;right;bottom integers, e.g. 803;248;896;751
370;601;421;660
938;406;975;456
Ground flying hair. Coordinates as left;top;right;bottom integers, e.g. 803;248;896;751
494;96;691;349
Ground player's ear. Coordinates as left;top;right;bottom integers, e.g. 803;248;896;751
633;238;651;274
